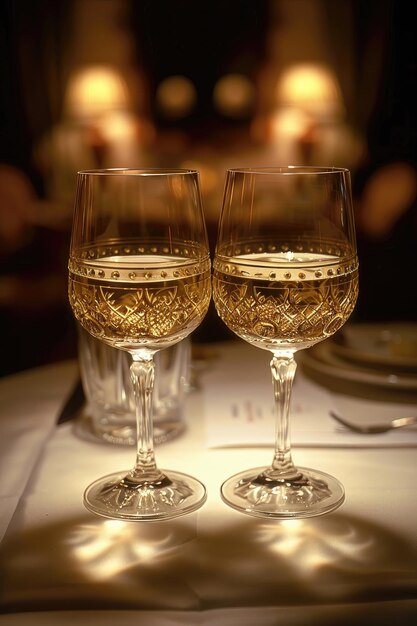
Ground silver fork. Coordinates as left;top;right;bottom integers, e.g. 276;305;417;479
330;411;417;434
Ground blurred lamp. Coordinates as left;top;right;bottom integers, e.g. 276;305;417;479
99;110;138;143
155;75;197;119
270;107;311;139
213;73;255;118
64;65;129;121
276;63;344;121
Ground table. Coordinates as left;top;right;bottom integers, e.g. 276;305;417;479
1;342;417;625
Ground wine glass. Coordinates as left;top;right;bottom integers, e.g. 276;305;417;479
68;168;211;521
212;166;359;519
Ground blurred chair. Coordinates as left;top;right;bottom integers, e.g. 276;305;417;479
0;164;75;376
354;160;417;321
357;161;417;239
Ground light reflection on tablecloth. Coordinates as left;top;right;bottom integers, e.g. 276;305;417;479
1;347;417;624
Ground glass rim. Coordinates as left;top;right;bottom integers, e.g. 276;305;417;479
227;166;350;175
76;168;199;177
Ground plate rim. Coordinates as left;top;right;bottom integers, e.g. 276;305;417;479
302;339;417;391
331;322;417;371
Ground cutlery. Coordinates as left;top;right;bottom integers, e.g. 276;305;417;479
330;411;417;434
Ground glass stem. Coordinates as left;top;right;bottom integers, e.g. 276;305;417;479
270;352;298;477
130;353;161;481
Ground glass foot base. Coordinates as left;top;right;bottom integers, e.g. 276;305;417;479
84;470;207;521
221;466;345;519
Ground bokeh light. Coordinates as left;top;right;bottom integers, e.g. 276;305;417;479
213;73;255;118
155;75;197;119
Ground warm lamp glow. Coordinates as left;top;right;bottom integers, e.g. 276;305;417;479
270;107;311;139
155;75;197;118
276;63;344;119
64;65;129;120
181;159;219;194
99;110;138;142
213;73;255;117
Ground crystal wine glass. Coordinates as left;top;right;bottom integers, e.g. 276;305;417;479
213;166;359;518
68;169;211;520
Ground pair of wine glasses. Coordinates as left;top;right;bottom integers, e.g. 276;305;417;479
68;166;359;522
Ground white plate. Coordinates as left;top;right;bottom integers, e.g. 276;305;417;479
331;323;417;371
302;340;417;391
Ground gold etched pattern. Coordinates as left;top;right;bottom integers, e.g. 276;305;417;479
69;266;211;348
213;263;359;349
69;242;211;348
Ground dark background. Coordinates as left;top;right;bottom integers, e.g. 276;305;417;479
1;0;416;376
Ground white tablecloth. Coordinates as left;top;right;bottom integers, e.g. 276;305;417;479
1;342;417;625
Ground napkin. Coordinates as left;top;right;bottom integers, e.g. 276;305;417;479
0;361;78;541
201;342;417;448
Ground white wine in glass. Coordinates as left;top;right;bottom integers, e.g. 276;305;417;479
213;166;359;518
68;169;211;521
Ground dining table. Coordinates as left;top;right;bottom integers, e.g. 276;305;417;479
1;332;417;625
